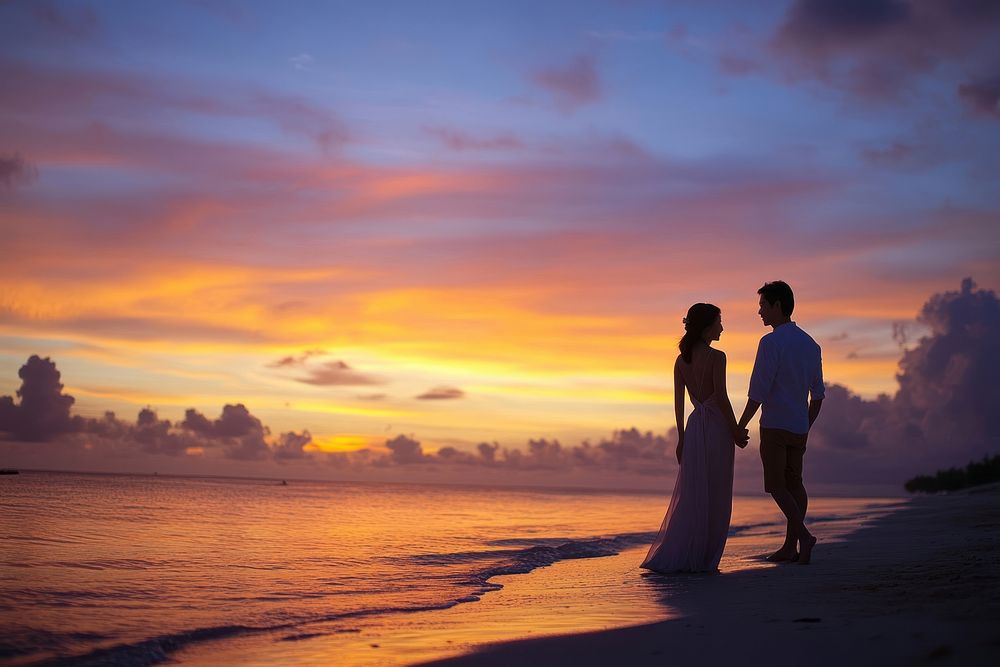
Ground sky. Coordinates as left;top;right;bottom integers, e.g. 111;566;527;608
1;0;998;492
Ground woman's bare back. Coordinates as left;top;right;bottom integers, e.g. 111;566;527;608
677;346;718;404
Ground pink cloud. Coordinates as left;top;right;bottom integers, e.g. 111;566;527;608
0;61;349;152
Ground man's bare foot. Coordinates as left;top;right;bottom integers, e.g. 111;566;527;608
765;547;797;562
798;534;817;565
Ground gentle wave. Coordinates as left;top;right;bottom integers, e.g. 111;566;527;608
27;530;660;666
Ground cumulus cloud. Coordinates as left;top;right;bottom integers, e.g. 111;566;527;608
770;0;1000;104
0;152;39;191
322;428;676;475
416;386;465;400
807;278;1000;482
130;407;192;456
0;357;316;463
531;54;601;112
182;403;265;438
295;360;382;386
0;355;76;441
273;430;313;461
179;404;276;460
385;434;426;464
477;441;500;462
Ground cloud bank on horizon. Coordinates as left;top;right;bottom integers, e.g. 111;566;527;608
1;0;999;482
2;280;997;490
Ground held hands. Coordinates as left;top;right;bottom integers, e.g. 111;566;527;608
734;427;749;449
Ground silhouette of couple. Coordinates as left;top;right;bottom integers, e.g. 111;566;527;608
641;281;825;573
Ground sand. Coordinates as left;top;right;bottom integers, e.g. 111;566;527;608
422;492;1000;667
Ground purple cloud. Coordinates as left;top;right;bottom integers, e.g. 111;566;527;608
182;404;265;439
957;79;1000;120
0;355;77;442
273;430;313;462
531;54;601;112
770;0;1000;104
385;434;426;464
0;152;38;191
808;278;1000;482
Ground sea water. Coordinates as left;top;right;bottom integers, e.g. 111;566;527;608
0;471;894;665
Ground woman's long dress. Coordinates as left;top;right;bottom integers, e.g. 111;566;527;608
641;389;735;573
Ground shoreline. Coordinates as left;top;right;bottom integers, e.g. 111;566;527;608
163;497;896;666
422;492;1000;667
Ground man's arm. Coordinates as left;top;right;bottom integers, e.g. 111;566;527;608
808;398;823;428
741;337;774;431
738;399;761;430
808;344;825;429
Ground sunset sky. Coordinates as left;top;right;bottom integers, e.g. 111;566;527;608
2;1;998;486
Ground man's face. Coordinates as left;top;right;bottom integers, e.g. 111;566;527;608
758;295;782;326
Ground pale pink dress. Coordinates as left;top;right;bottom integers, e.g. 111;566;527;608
641;355;735;573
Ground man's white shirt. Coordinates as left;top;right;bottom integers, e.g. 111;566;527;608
748;322;825;435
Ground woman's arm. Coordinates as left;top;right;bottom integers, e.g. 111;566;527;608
713;350;745;444
673;357;685;464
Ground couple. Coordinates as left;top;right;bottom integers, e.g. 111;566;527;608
641;280;825;573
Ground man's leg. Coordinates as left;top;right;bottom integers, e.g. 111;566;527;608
769;487;814;561
784;437;807;553
784;437;814;563
761;429;802;561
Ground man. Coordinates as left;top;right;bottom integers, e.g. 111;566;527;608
738;281;825;564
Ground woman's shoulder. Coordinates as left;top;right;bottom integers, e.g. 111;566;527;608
710;348;727;361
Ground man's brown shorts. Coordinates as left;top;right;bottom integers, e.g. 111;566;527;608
760;427;808;493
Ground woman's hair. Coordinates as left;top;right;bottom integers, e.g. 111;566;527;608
679;303;721;363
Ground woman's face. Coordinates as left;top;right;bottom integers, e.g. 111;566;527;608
703;313;723;342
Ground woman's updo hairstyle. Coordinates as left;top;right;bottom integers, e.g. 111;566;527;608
679;303;721;363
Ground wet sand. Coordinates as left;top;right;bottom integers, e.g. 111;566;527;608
423;491;1000;667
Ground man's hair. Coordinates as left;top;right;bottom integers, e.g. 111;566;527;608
758;281;794;318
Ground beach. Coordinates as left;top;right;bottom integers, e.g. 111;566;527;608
425;490;1000;667
3;474;997;666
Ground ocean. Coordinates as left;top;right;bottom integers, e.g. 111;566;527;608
0;471;897;666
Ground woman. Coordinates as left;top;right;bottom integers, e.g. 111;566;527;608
641;303;747;573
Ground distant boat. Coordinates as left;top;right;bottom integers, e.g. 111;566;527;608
0;469;19;475
280;480;288;486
